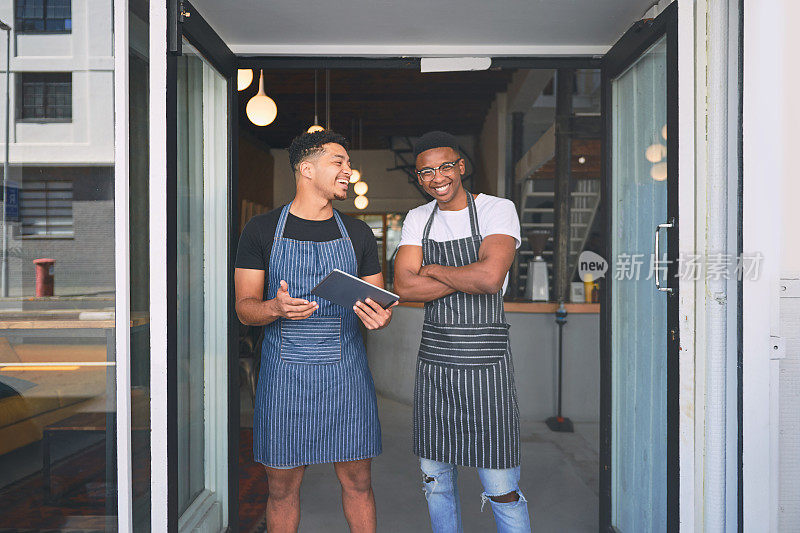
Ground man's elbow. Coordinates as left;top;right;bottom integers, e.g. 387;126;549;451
477;273;505;295
393;274;411;300
235;302;254;326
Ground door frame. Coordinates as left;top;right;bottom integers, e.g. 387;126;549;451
152;1;239;530
152;5;687;530
599;3;679;531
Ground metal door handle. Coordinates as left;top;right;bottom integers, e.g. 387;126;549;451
654;218;674;293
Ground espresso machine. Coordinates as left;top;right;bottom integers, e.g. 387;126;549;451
524;230;550;301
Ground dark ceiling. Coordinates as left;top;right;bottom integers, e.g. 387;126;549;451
237;68;516;150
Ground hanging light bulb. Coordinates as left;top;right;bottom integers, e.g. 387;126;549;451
237;69;254;91
307;70;324;133
354;195;369;210
645;143;666;163
578;156;586;165
650;162;667;181
353;181;368;196
246;70;277;126
349;117;365;184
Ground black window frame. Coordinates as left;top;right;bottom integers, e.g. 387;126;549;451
15;0;72;34
16;72;73;123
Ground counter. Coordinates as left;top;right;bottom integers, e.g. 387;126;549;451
396;301;600;314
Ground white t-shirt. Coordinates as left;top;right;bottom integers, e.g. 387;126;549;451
399;194;521;293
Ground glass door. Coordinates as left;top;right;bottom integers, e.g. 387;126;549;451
172;39;230;531
600;4;679;532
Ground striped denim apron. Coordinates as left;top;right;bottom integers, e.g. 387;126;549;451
412;193;521;469
253;204;382;467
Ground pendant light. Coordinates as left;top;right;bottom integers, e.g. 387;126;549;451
354;195;369;210
351;116;369;209
307;70;324;133
325;69;330;129
650;162;667;181
237;69;253;91
246;70;277;127
645;143;666;163
350;117;363;184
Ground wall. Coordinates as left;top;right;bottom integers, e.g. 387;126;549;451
781;2;800;275
6;167;114;297
777;2;800;530
0;0;115;165
367;305;600;422
238;133;274;209
272;148;429;214
743;0;793;528
477;93;508;198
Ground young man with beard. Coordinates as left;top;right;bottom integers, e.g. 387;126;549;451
394;131;531;532
235;130;395;533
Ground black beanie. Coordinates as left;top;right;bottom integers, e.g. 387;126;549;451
413;131;460;159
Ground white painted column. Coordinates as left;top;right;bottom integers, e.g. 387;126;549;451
677;0;698;530
149;0;169;530
113;0;132;530
743;0;785;529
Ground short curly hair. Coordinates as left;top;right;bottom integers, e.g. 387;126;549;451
288;130;349;172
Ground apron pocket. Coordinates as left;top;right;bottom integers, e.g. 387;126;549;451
280;317;342;364
418;321;509;368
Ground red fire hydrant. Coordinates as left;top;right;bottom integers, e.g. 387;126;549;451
33;258;55;297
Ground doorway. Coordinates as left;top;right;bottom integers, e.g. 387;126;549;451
232;62;604;532
152;4;681;532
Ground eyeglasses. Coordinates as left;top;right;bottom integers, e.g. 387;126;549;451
415;158;462;182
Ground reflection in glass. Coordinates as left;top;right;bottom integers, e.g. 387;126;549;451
175;40;229;522
610;36;668;532
0;3;118;529
129;0;152;529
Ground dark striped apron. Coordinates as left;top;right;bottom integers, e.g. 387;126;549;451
412;193;520;469
253;204;382;467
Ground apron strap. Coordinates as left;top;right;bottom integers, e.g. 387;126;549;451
275;202;292;239
422;204;437;241
332;209;350;240
276;203;351;242
465;191;480;238
421;191;481;241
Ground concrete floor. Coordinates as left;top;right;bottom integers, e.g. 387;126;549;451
275;396;600;533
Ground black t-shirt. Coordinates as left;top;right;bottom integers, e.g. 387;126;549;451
235;206;382;281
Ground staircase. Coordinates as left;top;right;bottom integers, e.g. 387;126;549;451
387;136;428;199
515;177;601;298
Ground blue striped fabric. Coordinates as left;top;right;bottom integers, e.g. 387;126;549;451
412;192;521;469
280;317;342;364
253;204;382;467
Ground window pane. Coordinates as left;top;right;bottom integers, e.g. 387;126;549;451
16;0;71;33
128;1;151;528
0;1;116;528
19;74;71;120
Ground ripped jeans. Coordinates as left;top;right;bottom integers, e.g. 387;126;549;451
420;458;531;533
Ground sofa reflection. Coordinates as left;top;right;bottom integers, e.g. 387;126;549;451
0;340;109;458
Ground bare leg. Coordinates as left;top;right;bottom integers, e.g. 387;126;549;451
265;465;306;533
490;491;520;503
334;458;376;533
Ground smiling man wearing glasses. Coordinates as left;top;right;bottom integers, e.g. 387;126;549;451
394;131;531;532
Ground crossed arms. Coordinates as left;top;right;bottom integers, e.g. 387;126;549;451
393;234;517;303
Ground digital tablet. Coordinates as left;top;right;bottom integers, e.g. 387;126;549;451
311;269;399;310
